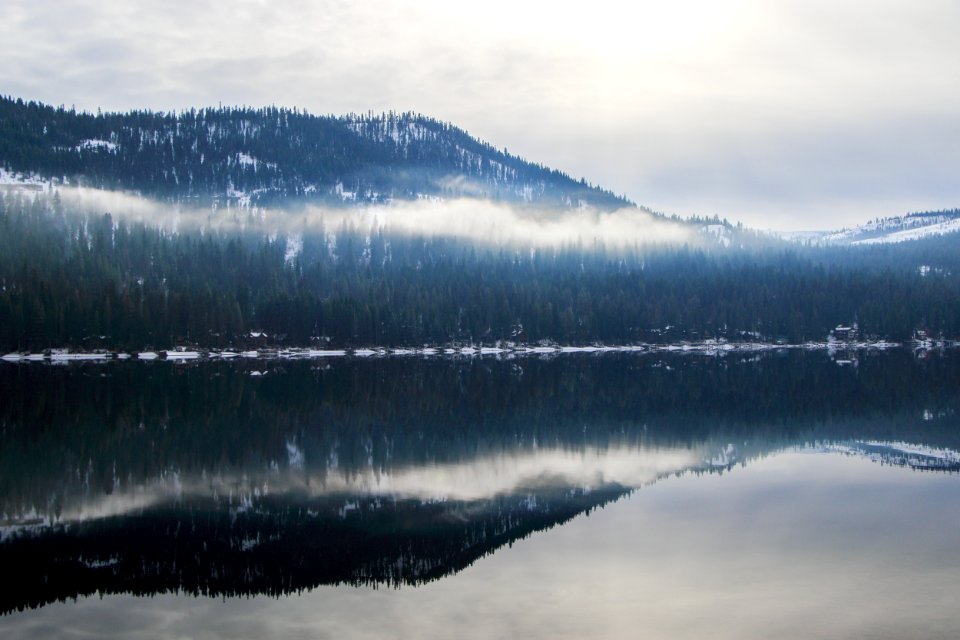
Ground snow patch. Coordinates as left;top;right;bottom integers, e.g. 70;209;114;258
284;233;303;264
286;441;305;470
77;139;118;153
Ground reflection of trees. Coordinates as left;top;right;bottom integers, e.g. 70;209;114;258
2;351;960;613
1;486;626;614
1;351;959;515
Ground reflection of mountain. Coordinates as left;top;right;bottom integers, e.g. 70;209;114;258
3;437;958;615
1;350;959;613
1;440;737;614
1;486;630;614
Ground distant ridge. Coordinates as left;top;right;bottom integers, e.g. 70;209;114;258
0;96;632;210
811;208;960;245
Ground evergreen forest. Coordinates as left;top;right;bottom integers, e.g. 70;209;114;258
2;97;960;351
0;96;628;209
1;192;959;351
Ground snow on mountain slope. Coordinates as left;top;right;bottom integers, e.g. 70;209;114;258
0;167;51;189
818;210;960;245
850;216;960;244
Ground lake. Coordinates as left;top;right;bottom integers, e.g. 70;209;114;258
1;349;959;639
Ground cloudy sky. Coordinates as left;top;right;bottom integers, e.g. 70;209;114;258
3;0;959;229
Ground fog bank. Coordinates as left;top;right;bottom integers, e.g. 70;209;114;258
53;187;691;248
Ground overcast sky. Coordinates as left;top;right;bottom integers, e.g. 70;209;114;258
3;0;960;229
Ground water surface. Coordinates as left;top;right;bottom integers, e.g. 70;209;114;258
1;350;958;638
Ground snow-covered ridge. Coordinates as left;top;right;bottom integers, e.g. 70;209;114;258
850;216;960;245
800;210;960;245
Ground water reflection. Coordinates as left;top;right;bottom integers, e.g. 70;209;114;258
6;445;712;528
0;350;958;620
3;452;959;640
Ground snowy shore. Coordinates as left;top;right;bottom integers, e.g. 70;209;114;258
2;338;938;364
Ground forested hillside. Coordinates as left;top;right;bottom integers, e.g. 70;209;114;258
2;96;960;351
2;192;959;350
0;96;629;210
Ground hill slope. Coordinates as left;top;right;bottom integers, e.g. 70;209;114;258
813;209;960;245
0;96;630;210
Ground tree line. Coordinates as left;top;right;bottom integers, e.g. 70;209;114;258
2;193;959;350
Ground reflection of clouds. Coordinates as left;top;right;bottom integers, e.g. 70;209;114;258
34;445;706;525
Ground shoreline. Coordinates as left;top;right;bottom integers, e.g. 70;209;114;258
3;339;949;364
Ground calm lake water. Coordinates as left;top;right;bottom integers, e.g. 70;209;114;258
1;349;959;639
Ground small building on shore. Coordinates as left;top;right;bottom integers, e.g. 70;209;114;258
830;324;859;341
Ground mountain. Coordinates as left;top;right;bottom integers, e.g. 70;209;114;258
0;96;630;210
2;95;960;350
787;209;960;245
